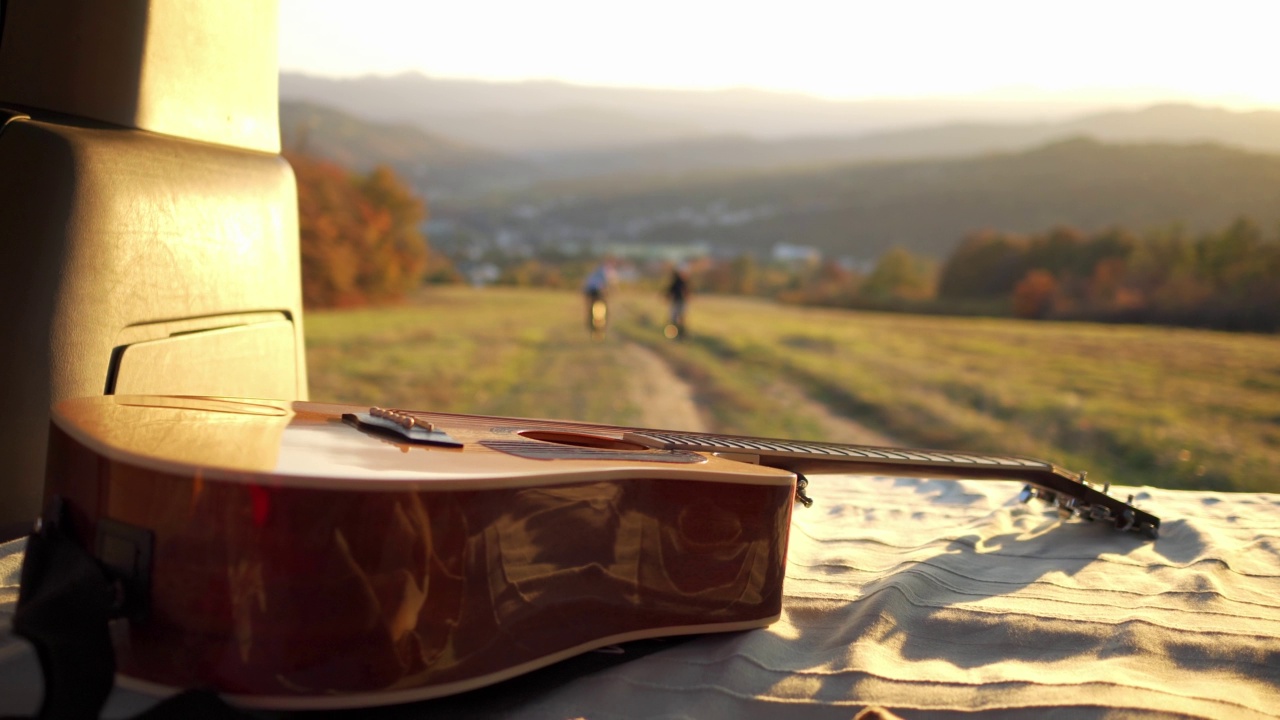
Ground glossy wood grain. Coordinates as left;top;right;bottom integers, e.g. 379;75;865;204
43;396;796;708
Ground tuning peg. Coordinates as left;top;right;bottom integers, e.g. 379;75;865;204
794;475;813;508
1114;509;1135;532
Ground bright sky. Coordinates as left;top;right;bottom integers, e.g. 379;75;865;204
278;0;1280;107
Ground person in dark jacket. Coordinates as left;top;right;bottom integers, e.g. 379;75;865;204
664;267;689;339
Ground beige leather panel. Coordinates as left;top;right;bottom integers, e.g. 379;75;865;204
111;321;299;399
0;114;305;527
0;0;279;152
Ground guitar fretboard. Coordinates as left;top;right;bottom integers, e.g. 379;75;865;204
625;431;1050;469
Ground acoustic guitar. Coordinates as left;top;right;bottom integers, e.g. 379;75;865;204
40;394;1159;710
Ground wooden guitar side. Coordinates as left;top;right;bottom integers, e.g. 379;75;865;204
43;396;797;709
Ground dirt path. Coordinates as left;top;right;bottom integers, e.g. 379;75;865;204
619;341;897;446
620;342;708;431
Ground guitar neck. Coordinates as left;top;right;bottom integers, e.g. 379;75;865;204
623;430;1160;539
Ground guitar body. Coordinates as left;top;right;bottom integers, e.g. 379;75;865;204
43;396;797;709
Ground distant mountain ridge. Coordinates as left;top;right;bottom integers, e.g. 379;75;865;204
279;101;534;196
444;137;1280;262
542;103;1280;181
280;71;1280;159
280;73;1280;200
281;100;493;168
280;95;1280;202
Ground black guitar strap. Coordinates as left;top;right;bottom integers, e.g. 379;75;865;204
7;508;249;720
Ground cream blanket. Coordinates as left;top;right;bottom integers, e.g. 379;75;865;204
2;476;1277;718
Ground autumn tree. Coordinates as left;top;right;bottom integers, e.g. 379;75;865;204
1012;270;1058;319
774;258;863;306
356;166;430;303
860;247;936;302
937;230;1029;299
288;153;437;307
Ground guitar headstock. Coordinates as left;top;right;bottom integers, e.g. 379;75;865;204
1019;471;1159;539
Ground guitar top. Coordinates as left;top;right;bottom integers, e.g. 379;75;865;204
53;395;791;488
40;395;1159;709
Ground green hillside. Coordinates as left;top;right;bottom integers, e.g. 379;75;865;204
279;101;533;196
460;138;1280;260
540;103;1280;179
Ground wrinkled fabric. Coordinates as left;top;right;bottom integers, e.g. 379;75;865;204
1;476;1277;719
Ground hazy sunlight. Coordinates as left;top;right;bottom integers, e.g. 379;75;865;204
280;0;1280;108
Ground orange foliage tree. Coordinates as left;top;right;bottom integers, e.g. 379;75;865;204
288;153;430;307
1012;270;1058;319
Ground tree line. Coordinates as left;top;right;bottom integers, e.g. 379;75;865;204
756;217;1279;332
288;146;1278;332
936;218;1280;331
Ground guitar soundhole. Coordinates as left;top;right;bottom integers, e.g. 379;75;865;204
519;430;650;452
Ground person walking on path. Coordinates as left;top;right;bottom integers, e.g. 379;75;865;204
664;266;689;340
583;258;617;337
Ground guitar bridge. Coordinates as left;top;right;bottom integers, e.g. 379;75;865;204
343;408;464;447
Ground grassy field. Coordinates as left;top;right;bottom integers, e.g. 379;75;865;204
306;286;1280;493
304;287;684;427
